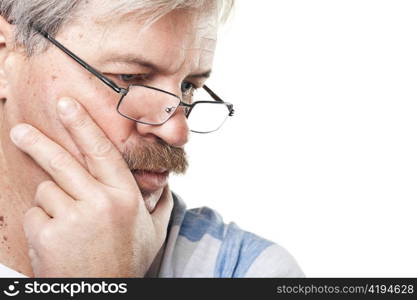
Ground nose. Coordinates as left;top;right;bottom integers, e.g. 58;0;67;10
135;106;189;147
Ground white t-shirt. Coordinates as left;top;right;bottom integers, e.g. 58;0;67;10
0;263;25;277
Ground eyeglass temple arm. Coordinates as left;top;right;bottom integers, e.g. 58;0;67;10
35;28;235;117
203;85;234;116
35;28;125;95
203;85;223;102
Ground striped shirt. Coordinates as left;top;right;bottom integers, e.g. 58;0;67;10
0;193;304;278
146;193;304;277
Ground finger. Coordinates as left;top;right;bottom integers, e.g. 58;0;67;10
34;181;74;218
151;185;174;233
57;97;135;191
23;206;50;240
10;123;99;201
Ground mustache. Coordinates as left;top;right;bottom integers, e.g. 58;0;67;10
122;138;188;174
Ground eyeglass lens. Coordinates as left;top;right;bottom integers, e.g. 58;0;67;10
117;85;230;133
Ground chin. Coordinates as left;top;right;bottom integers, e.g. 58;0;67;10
141;187;164;213
132;169;168;212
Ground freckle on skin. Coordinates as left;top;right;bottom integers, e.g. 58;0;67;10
52;75;57;81
0;219;7;228
3;236;7;241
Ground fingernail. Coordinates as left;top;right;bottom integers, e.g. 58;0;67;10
10;124;31;144
57;98;77;116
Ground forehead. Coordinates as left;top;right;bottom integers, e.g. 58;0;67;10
61;7;218;76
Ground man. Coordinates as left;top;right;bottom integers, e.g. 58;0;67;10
0;0;303;277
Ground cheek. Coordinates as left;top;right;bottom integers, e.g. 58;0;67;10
77;82;135;152
7;58;131;156
84;98;133;151
7;64;58;128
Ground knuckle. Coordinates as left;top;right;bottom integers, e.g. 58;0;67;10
37;227;54;248
27;247;37;262
90;137;113;158
94;190;138;216
23;208;37;228
65;209;80;224
49;151;73;170
23;208;48;240
70;114;90;130
36;180;54;195
111;189;140;209
117;196;139;213
94;198;113;215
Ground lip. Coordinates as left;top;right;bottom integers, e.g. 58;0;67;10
132;169;169;192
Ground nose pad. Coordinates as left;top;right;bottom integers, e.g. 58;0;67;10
134;103;189;147
165;106;176;114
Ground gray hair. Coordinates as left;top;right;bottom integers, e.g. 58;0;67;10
0;0;234;55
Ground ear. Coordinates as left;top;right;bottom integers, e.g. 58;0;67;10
0;16;15;101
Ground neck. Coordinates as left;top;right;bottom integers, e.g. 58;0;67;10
0;115;38;277
0;184;33;277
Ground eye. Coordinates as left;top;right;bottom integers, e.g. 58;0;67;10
181;81;196;95
181;81;198;104
117;74;148;84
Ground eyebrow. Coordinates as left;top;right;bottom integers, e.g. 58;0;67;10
101;54;161;72
188;70;212;79
100;54;212;80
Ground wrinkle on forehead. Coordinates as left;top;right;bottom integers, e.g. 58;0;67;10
65;7;218;77
175;10;218;73
134;9;218;76
192;36;216;72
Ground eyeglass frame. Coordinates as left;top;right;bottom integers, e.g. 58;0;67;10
34;27;235;133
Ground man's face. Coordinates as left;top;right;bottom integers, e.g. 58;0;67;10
2;4;217;204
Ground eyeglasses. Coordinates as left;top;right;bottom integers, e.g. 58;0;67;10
35;28;234;133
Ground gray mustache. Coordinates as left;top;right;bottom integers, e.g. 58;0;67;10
122;139;188;174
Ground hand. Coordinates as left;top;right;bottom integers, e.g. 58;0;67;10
10;97;173;277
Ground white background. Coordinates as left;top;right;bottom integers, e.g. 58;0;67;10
171;0;417;276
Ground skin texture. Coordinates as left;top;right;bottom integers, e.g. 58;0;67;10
0;2;217;277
